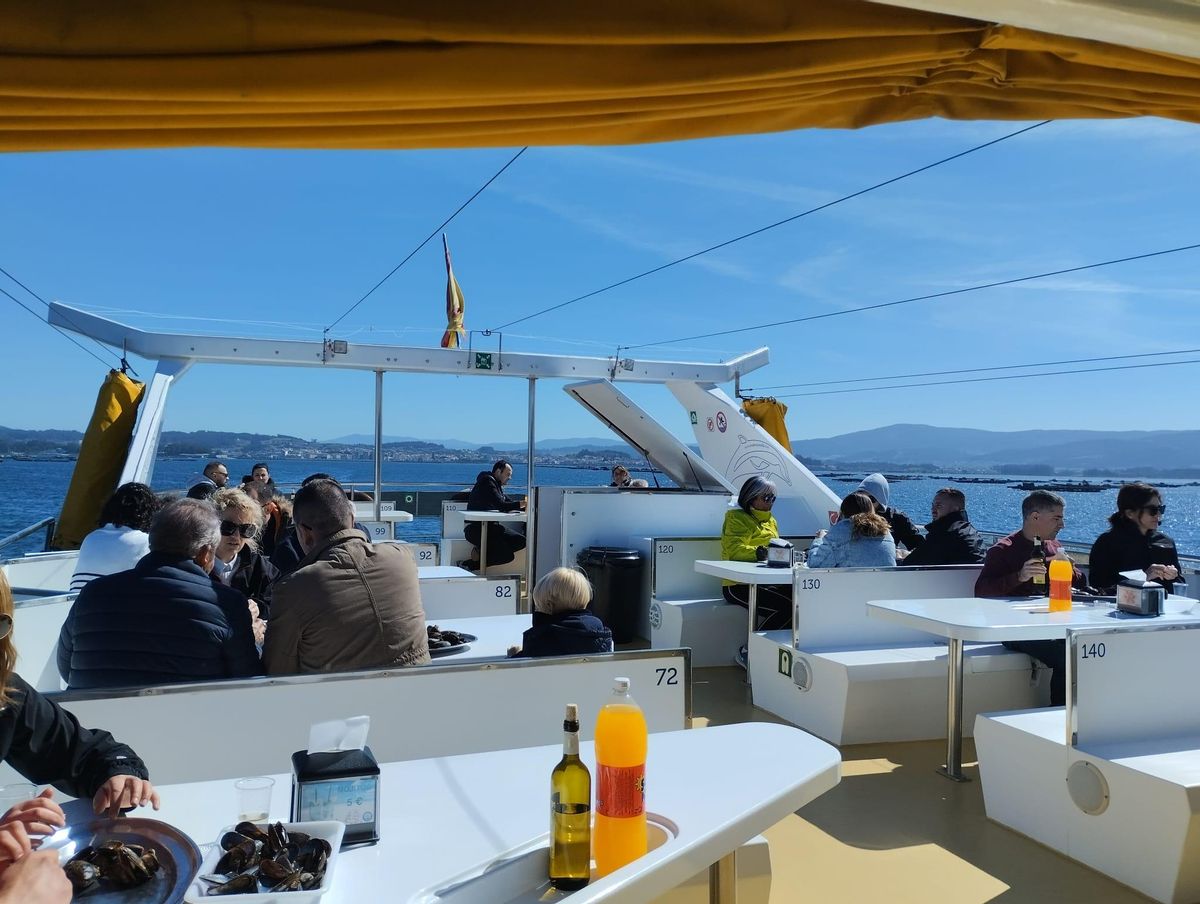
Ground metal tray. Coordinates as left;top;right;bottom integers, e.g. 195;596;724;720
406;813;678;904
44;816;201;903
429;633;477;657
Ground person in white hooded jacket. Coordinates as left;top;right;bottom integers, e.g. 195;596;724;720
856;473;925;552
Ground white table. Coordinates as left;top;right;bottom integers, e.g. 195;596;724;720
147;722;840;904
694;560;792;680
868;595;1200;781
377;510;415;523
463;509;527;573
428;614;529;662
417;565;476;580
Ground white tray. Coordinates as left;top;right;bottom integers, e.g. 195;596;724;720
407;813;678;904
184;820;345;903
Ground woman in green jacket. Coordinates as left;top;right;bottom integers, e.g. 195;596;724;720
722;477;793;665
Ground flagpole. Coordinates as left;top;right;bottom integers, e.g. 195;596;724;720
525;375;536;610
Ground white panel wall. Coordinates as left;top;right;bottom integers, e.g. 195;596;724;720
1069;623;1200;747
1;650;690;786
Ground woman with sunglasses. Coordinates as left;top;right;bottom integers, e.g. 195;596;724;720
0;569;160;882
212;488;279;629
1088;483;1182;594
721;477;793;665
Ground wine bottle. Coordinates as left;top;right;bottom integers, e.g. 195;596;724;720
549;703;591;890
1031;536;1047;594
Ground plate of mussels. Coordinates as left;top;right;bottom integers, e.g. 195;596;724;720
184;820;344;902
427;625;476;657
46;816;201;903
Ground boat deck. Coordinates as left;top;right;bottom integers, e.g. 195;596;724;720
691;666;1150;903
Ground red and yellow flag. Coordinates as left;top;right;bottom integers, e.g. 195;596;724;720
440;234;467;349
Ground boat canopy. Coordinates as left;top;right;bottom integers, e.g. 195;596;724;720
4;0;1200;153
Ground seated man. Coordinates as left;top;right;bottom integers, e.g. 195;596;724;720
263;479;430;674
189;459;229;493
975;490;1088;706
462;459;526;569
901;488;986;567
58;498;262;689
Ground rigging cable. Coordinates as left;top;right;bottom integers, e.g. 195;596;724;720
325;147;528;334
743;346;1200;392
772;357;1200;398
0;263;123;367
621;240;1200;351
0;285;118;370
488;121;1052;332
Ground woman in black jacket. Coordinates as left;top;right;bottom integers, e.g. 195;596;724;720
1089;483;1182;594
0;570;159;873
212;488;278;625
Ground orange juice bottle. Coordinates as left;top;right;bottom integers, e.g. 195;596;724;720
593;677;647;877
1049;558;1073;611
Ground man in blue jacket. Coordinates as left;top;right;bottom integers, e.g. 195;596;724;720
57;498;262;690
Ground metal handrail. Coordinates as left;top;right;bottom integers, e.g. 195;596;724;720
0;517;55;553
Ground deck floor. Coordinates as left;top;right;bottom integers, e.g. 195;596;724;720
690;666;1151;904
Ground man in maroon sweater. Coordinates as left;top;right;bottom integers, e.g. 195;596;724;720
975;490;1089;706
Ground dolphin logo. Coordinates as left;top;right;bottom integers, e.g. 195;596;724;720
726;434;792;488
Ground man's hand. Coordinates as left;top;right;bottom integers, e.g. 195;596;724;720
1018;557;1048;583
247;599;260;620
92;776;160;819
1147;564;1180;583
0;789;63;846
252;618;267;646
0;850;71;901
754;546;768;562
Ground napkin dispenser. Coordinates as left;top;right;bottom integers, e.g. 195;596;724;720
291;716;380;846
765;538;794;568
1117;579;1165;616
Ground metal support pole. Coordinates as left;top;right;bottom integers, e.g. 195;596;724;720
744;586;758;686
938;637;970;782
708;851;738;904
524;376;537;613
373;370;383;522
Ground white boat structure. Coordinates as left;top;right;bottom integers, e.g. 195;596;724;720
4;1;1200;901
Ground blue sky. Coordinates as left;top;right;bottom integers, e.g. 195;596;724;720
2;117;1198;445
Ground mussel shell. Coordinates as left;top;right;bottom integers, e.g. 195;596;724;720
257;858;294;883
220;831;251;851
141;849;161;874
215;839;258;875
206;873;258;895
266;821;289;855
235;821;271;844
269;872;303;892
64;860;100;892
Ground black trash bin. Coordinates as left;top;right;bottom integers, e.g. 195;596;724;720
576;547;644;644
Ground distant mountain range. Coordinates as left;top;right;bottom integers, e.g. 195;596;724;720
4;422;1198;475
792;424;1200;473
326;434;628;454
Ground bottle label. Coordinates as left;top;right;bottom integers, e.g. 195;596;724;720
552;801;591;816
596;765;645;818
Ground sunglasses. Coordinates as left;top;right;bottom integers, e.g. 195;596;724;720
760;493;777;503
1141;504;1167;516
220;520;256;538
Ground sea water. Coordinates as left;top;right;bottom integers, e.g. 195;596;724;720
1;458;1197;558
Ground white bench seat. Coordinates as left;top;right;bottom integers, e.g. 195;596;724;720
976;624;1200;904
752;631;1045;745
650;596;745;667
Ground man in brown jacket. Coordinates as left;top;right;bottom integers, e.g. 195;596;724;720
263;479;430;674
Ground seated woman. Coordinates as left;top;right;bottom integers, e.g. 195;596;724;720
211;488;278;634
721;477;793;652
510;567;613;658
609;465;632;488
1089;482;1182;594
70;483;160;592
0;570;160;875
807;492;897;568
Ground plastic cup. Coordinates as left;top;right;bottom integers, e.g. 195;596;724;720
234;776;275;824
0;783;36;816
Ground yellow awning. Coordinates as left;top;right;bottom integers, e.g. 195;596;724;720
4;1;1200;152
